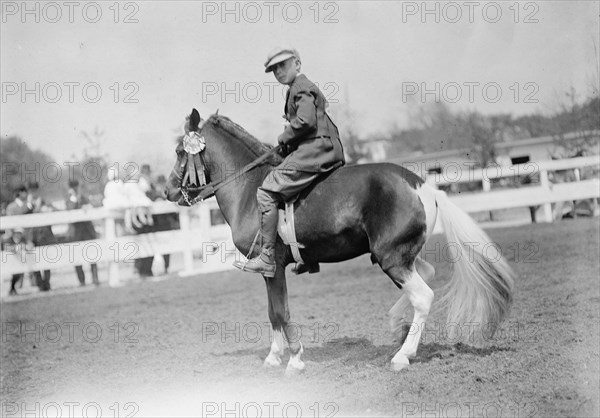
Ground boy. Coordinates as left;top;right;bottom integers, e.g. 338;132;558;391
233;46;345;277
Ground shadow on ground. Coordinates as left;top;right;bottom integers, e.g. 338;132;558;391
214;336;515;368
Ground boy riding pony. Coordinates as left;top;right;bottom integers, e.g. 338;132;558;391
233;46;345;277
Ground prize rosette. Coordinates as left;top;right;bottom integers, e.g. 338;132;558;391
183;131;205;155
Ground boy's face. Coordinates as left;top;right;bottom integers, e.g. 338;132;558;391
272;57;300;85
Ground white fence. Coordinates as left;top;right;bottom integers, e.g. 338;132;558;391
1;156;598;288
0;198;237;286
425;155;600;222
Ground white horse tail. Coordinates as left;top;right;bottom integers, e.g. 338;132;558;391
434;189;515;340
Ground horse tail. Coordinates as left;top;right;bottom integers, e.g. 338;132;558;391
433;188;515;340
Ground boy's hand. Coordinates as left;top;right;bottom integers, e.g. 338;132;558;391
278;144;290;158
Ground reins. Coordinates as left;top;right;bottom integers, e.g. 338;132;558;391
181;144;283;206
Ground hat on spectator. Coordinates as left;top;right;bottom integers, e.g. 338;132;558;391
68;179;79;188
264;46;300;73
14;184;27;194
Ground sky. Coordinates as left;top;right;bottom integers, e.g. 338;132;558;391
1;0;599;176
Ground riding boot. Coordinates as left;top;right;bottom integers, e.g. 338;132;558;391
233;204;277;278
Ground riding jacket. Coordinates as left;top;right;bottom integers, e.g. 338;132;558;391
277;74;345;173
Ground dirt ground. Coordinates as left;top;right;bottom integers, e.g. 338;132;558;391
1;218;599;417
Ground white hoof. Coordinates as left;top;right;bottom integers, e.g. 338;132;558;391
263;354;282;368
285;360;305;376
390;353;410;371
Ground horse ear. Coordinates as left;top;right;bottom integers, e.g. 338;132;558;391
190;108;201;131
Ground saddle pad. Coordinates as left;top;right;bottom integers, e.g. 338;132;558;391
277;200;305;264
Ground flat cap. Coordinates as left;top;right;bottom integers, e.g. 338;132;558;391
264;46;300;73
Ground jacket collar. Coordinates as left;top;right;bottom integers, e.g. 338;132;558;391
284;73;307;108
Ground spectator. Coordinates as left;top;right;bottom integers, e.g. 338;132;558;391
138;164;157;200
103;166;156;277
2;229;28;296
152;174;180;274
28;181;56;291
129;165;156;278
4;185;34;296
66;179;100;286
103;167;152;232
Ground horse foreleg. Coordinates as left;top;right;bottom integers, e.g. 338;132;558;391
264;270;285;368
388;266;434;371
264;326;285;367
263;264;305;374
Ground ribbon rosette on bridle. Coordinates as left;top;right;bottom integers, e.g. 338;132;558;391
183;131;205;155
182;129;207;188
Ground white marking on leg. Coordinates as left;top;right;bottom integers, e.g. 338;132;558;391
285;342;305;376
391;269;434;371
264;327;284;367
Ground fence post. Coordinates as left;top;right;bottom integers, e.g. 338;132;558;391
482;178;491;192
178;207;195;274
539;169;553;222
198;201;213;238
198;200;222;271
105;211;121;287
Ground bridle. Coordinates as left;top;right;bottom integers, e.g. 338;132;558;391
176;126;282;206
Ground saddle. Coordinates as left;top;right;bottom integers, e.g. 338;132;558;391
274;170;338;275
277;198;320;275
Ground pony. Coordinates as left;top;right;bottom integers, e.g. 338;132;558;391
165;111;515;374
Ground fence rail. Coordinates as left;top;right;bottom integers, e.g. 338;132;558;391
1;198;236;286
425;155;600;220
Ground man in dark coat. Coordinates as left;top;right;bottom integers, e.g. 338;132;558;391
66;179;99;286
233;46;345;277
28;182;56;291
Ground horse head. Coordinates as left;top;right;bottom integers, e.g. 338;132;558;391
165;109;209;205
165;109;282;206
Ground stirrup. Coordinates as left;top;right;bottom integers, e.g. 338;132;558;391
233;256;276;278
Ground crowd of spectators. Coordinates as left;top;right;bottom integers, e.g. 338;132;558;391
1;164;179;296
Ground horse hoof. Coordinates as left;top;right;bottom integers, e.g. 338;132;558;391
390;354;410;371
263;355;282;368
285;362;306;377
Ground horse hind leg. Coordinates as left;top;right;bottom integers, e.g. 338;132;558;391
385;264;434;371
389;257;435;344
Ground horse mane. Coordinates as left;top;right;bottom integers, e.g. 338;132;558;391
206;114;283;165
